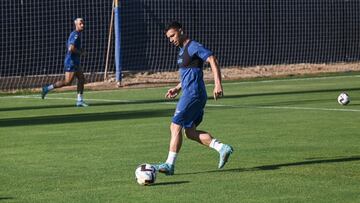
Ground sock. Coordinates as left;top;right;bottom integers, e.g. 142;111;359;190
47;84;54;91
209;139;224;152
165;151;177;166
77;94;83;102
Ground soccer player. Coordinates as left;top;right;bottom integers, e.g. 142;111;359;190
41;17;88;107
154;21;233;175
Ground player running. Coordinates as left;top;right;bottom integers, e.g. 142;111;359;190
154;21;233;175
41;17;88;107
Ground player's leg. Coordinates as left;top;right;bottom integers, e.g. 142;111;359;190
154;95;193;175
169;122;183;153
154;96;199;175
184;127;212;146
41;71;75;99
183;99;233;169
75;69;88;107
154;122;182;175
57;71;75;87
185;126;233;169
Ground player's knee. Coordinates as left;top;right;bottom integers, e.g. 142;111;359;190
184;132;192;140
170;123;183;137
169;125;176;135
184;129;196;140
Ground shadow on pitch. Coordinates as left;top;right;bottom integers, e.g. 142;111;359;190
0;197;14;201
176;155;360;175
0;108;173;127
0;99;177;112
152;180;190;186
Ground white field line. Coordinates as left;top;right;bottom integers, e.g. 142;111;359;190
7;95;133;103
4;95;360;113
207;104;360;112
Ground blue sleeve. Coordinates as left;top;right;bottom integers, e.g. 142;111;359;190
188;41;213;61
68;32;79;45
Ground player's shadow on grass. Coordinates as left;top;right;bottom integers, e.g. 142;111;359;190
0;108;173;127
177;155;360;175
252;155;360;171
152;180;190;186
0;197;14;201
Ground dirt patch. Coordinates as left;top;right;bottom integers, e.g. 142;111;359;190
218;62;360;80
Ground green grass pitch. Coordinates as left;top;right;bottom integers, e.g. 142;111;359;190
1;74;360;203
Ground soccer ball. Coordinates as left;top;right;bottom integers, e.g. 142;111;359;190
337;92;350;105
135;163;157;186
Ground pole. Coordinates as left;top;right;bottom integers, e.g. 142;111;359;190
104;0;115;81
114;0;122;86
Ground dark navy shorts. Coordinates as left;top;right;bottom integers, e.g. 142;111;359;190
172;95;207;128
64;64;80;72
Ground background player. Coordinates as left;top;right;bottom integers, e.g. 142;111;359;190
41;18;88;107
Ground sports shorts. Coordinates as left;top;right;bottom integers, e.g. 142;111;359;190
64;64;80;72
172;95;207;128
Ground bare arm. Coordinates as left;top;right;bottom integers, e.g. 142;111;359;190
206;55;223;100
165;83;181;99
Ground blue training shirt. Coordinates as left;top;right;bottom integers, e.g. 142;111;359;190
177;40;213;98
64;31;81;67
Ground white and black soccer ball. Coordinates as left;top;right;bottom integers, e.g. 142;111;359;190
337;92;350;105
135;163;157;186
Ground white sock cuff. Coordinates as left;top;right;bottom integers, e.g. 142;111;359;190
210;139;223;152
210;139;218;148
77;94;83;102
165;151;178;165
48;84;54;90
168;151;177;157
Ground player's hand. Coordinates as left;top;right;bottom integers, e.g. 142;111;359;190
165;87;180;99
213;85;223;100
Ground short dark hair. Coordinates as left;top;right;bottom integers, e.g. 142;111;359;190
164;21;182;33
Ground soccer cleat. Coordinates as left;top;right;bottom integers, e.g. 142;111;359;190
218;144;233;169
41;86;49;99
76;101;89;107
153;163;175;176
